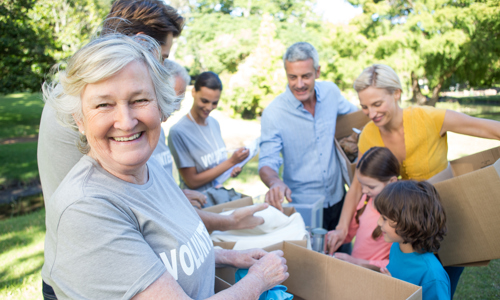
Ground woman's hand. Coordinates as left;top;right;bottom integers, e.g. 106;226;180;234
247;250;289;292
230;148;249;164
230;166;242;178
224;249;268;269
182;189;207;209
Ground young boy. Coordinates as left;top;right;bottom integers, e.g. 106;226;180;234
374;180;450;300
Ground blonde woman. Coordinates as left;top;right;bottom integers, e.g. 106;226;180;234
327;64;500;298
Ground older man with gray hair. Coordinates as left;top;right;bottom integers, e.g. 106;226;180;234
259;42;358;235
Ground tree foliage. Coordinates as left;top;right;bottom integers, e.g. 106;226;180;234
0;0;106;94
0;0;55;93
3;0;499;113
346;0;500;106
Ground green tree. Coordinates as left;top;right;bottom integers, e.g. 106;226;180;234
30;0;106;61
347;0;500;106
0;0;105;94
0;0;55;93
222;14;286;118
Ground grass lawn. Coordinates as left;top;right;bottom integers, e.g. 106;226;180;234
0;209;45;299
0;142;39;187
0;93;44;140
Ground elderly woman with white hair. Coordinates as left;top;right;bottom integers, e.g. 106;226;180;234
41;34;288;299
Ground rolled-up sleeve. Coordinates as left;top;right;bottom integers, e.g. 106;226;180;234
258;107;283;173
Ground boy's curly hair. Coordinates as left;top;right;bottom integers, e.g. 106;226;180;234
374;180;447;253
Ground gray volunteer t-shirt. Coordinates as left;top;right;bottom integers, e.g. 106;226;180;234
151;127;173;174
42;156;215;300
37;105;83;201
168;116;227;192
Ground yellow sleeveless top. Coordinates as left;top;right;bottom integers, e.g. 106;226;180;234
358;106;448;180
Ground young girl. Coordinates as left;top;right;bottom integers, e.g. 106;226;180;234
168;71;249;192
334;147;398;270
376;180;450;300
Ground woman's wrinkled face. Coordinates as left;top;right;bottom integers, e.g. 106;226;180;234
191;86;221;122
358;86;400;128
76;60;162;174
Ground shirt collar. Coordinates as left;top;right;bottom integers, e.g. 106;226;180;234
286;82;321;109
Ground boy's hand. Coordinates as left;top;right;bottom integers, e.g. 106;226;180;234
380;267;392;277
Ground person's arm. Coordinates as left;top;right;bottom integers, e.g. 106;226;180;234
182;189;207;209
258;106;291;212
131;250;289;300
196;204;268;232
325;168;363;255
179;147;249;190
259;166;292;212
440;109;500;140
334;253;387;272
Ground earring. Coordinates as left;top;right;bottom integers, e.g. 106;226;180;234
81;131;85;135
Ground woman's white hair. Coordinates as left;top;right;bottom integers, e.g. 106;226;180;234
164;59;190;86
42;34;179;152
353;64;402;94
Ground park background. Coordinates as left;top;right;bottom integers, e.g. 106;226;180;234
1;0;500;298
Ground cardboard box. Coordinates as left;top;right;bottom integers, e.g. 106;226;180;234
428;146;500;266
215;241;422;300
335;110;371;185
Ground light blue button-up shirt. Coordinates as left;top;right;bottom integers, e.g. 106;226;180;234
258;81;358;207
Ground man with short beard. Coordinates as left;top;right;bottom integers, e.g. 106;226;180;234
259;42;358;237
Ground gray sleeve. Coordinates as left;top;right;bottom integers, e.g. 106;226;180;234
168;125;196;169
49;198;166;300
38;105;83;200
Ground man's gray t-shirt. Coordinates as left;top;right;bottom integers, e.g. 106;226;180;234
41;156;215;299
168;116;227;192
37;105;83;201
151;127;174;174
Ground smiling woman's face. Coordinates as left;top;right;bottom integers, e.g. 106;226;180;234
358;86;400;128
76;60;162;178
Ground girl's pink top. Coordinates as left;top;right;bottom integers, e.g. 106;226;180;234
344;194;391;268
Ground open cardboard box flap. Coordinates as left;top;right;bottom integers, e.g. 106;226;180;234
429;147;500;266
216;241;422;300
335;111;371;185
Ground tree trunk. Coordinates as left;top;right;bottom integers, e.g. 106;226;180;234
411;71;427;105
427;79;444;107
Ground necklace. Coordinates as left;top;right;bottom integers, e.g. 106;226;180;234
188;110;220;155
